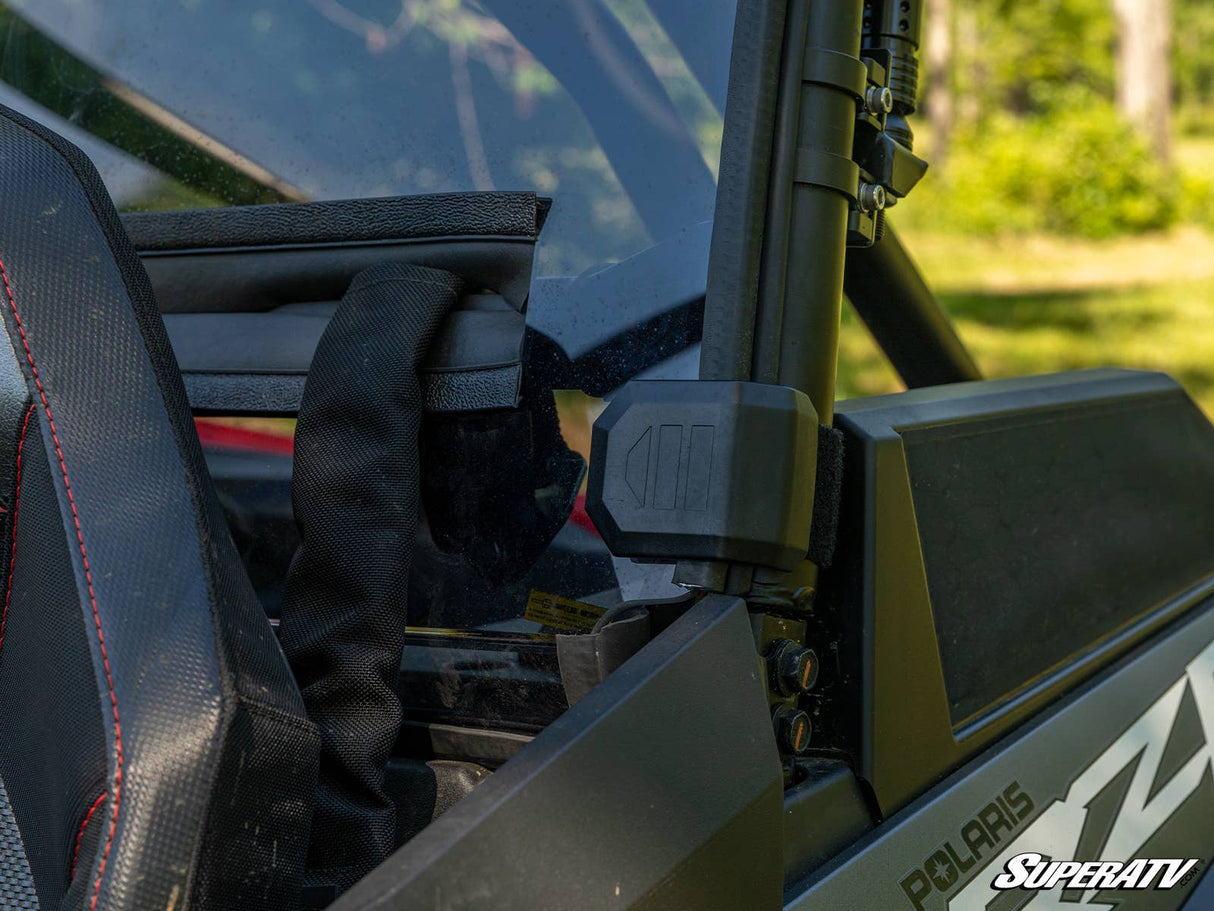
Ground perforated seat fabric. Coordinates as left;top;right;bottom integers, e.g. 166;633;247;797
0;106;319;910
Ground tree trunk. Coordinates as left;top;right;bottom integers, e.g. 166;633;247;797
924;0;954;162
954;5;981;127
1113;0;1173;163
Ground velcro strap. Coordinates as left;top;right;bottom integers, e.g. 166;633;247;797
807;426;845;568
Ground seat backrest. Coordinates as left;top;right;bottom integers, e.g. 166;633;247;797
0;106;318;910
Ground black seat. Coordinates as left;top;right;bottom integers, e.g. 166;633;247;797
0;107;318;909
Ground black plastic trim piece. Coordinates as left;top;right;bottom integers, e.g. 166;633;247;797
332;595;784;911
811;369;1214;815
587;380;818;572
142;238;539;313
184;373;305;416
167;300;524;376
122;193;546;252
782;760;875;888
127;192;545;314
700;0;789;382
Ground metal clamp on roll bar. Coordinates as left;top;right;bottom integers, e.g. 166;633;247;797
848;0;930;248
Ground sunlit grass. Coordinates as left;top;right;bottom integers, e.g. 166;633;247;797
1175;135;1214;175
837;225;1214;418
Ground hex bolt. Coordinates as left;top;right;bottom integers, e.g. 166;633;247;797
767;639;820;695
865;85;894;115
777;645;820;694
773;705;813;755
857;182;887;212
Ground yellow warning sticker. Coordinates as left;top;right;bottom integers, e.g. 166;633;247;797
524;590;607;632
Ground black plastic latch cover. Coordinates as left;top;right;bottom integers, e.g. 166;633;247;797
421;295;526;412
587;381;818;572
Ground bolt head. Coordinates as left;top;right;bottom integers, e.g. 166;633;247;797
858;182;887;212
768;640;820;695
866;85;894;115
778;647;820;693
773;706;813;754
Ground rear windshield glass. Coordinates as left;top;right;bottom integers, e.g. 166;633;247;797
2;3;731;715
0;0;733;282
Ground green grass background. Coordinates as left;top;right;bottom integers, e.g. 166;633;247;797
838;139;1214;417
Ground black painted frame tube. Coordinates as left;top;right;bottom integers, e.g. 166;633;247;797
844;226;982;388
772;0;864;425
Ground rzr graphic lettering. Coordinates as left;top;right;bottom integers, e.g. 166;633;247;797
938;637;1214;909
991;854;1200;891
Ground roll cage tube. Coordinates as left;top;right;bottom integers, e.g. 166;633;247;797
586;0;980;768
844;227;981;387
704;0;963;410
676;0;870;600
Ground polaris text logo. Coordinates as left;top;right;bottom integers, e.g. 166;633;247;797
992;853;1201;892
899;782;1035;910
944;636;1214;908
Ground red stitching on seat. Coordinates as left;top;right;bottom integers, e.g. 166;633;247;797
69;792;107;880
0;256;123;911
0;403;34;660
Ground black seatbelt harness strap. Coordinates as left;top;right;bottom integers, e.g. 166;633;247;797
278;263;464;898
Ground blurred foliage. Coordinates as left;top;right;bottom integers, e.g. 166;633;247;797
903;99;1180;238
1175;0;1214;130
901;0;1214;239
958;0;1116;118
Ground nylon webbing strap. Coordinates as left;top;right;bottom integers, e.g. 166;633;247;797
556;609;651;706
278;262;464;897
555;594;696;705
